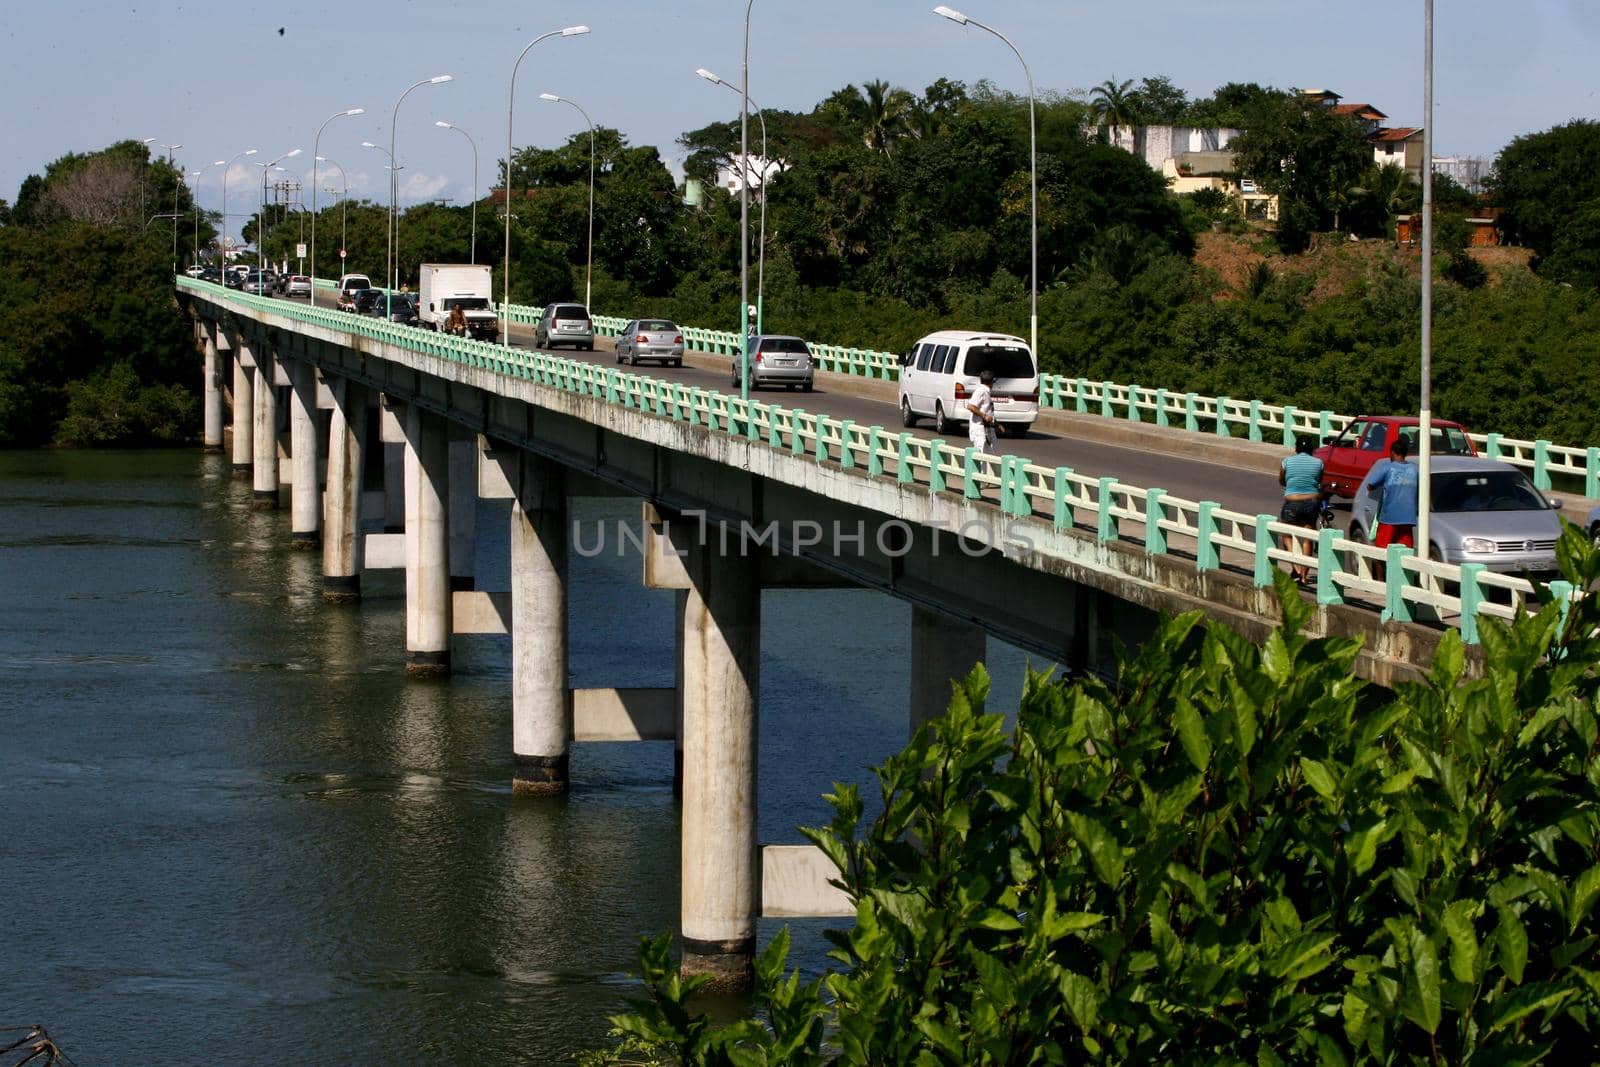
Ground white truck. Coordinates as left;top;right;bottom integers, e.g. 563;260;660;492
417;263;499;342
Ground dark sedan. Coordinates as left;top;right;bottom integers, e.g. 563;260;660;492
366;292;418;326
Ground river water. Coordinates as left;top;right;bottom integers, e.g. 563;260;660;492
0;449;1033;1063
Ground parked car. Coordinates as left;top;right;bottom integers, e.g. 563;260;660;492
283;275;312;299
534;302;594;350
1347;456;1561;577
733;335;814;391
615;319;685;367
898;330;1039;436
1314;415;1475;498
184;265;206;278
368;293;418;325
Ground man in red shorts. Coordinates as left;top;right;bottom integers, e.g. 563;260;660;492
1365;437;1419;550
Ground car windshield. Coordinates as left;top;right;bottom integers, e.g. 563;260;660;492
1397;424;1473;456
758;338;809;354
639;320;676;331
962;344;1035;379
1431;470;1547;513
443;297;488;311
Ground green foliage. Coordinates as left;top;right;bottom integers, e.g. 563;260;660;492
54;361;196;446
1232;97;1373;249
1491;120;1600;266
0;210;196;446
1443;249;1488;291
589;541;1600;1064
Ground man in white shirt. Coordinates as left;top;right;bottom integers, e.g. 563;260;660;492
966;368;997;452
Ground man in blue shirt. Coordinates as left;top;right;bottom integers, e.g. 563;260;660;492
1363;437;1419;549
1278;437;1325;584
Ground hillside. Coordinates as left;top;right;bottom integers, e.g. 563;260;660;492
1193;231;1534;302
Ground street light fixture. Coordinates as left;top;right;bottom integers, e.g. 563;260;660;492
697;68;770;337
388;75;453;316
317;156;350;279
257;149;302;282
538;94;595;309
435;121;480;264
933;5;1038;363
504;25;590;345
309;107;364;306
217;149;257;268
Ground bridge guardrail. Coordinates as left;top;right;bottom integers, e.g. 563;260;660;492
305;275;1595;492
186;276;1580;647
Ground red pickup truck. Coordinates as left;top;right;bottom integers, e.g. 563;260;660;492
1313;415;1477;497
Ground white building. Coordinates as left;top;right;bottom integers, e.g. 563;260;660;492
714;154;784;195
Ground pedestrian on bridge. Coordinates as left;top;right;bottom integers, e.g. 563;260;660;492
966;368;998;453
1279;436;1325;585
1364;437;1419;581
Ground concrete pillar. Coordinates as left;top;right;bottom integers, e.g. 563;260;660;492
403;404;451;678
202;324;224;453
288;359;321;548
909;606;987;737
384;443;406;532
322;378;367;603
677;519;761;993
449;425;478;591
251;343;279;509
673;589;687;798
508;452;568;794
231;335;254;479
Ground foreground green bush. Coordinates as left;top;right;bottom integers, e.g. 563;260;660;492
589;530;1600;1065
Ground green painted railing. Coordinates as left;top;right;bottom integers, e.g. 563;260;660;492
186;276;1577;646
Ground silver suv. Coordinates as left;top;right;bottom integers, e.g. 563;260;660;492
535;302;594;351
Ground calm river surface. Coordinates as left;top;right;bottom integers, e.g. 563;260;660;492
0;450;1033;1064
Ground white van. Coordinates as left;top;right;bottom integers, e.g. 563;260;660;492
897;330;1039;436
338;272;372;295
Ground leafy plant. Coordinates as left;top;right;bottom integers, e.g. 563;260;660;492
588;536;1600;1064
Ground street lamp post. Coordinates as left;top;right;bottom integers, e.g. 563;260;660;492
216;148;258;270
697;69;769;336
363;142;398;290
1418;0;1435;562
388;75;453;317
735;0;758;406
435;121;480;264
257;149;303;283
317;156;350;276
538;94;595;308
504;25;590;345
934;5;1037;362
160;143;183;272
188;170;202;268
309;108;364;306
137;137;155;229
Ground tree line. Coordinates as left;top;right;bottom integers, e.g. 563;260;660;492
3;83;1599;447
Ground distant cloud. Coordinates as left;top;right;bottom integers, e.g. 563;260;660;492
399;171;449;202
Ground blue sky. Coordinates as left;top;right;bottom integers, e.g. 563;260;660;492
6;0;1597;240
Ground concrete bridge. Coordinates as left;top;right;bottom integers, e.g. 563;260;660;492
178;277;1570;989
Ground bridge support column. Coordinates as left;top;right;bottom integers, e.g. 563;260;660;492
251;343;279;509
449;425;477;591
909;607;986;737
322;378;367;603
677;519;761;993
202;324;224;453
231;335;254;479
288;359;321;548
381;397;406;532
403;404;451;678
508;452;568;794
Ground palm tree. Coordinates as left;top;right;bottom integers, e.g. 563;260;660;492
1089;78;1141;150
848;80;916;157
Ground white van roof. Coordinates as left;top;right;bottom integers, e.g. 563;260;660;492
915;330;1030;349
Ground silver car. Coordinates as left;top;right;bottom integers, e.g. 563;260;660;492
535;302;594;350
1348;456;1561;576
615;319;685;367
733;334;813;391
284;275;312;299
